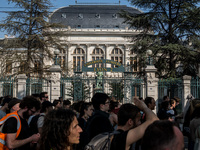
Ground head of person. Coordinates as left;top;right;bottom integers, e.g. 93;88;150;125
111;96;117;102
39;109;82;150
8;99;21;113
79;102;94;118
117;103;141;130
161;101;170;110
139;97;144;102
41;101;54;114
53;100;62;109
39;92;48;102
20;96;41;119
141;120;184;150
92;92;110;112
1;97;12;110
173;96;181;106
110;100;120;114
144;97;156;110
63;99;71;109
192;106;200;119
31;93;40;101
163;95;169;101
170;99;176;108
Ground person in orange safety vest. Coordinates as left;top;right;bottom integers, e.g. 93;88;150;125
0;96;41;150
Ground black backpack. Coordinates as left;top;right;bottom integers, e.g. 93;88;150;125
29;114;44;135
84;130;120;150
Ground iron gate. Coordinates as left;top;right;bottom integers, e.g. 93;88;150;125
60;74;144;103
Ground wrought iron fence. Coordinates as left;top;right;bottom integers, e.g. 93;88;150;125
0;76;15;97
191;76;200;99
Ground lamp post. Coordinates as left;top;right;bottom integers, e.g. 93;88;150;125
49;49;61;101
145;49;152;97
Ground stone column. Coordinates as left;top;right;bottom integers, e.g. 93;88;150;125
86;44;89;62
49;65;61;102
16;74;27;99
65;45;69;72
182;75;191;110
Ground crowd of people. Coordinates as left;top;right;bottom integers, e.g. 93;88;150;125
0;92;198;150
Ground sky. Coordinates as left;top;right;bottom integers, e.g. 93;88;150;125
0;0;132;39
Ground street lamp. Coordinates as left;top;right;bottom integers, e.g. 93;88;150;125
54;49;60;65
146;49;152;65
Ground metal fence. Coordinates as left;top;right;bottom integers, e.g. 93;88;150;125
191;76;200;99
158;78;183;113
0;76;15;97
60;74;144;103
26;78;50;96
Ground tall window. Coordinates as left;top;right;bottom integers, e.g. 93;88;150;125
92;48;104;67
57;49;66;69
34;61;41;74
72;48;85;70
130;50;138;72
6;60;12;74
59;56;65;68
20;61;26;73
111;48;123;68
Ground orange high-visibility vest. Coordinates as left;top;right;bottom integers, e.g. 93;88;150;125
0;111;21;150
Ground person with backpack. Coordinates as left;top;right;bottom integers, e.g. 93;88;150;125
80;93;114;149
29;101;54;150
110;97;158;150
0;96;41;150
29;101;54;135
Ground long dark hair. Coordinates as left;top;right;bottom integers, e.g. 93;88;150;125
39;109;76;150
79;102;93;118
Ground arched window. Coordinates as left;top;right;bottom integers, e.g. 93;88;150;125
91;48;104;68
110;48;123;67
72;48;85;70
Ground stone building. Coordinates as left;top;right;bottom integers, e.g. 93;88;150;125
48;5;149;103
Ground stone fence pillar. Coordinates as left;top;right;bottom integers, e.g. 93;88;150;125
182;75;191;110
16;74;27;99
49;65;61;102
145;65;158;112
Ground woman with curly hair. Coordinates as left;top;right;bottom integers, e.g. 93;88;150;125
38;109;82;150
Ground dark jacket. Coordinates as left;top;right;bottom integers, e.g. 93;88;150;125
78;110;114;150
87;110;114;140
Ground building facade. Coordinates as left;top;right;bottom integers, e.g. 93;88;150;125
0;4;197;112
